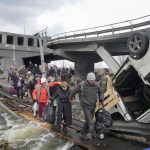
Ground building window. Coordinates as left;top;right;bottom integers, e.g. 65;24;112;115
7;35;13;44
28;38;34;46
37;39;39;47
18;37;24;45
0;35;2;43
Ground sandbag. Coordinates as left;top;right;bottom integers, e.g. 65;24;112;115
95;108;113;133
43;102;55;124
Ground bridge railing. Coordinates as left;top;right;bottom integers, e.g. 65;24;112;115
49;15;150;43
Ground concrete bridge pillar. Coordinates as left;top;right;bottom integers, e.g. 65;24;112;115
13;36;17;45
24;37;28;46
34;37;37;47
2;33;6;44
53;49;95;80
75;61;94;80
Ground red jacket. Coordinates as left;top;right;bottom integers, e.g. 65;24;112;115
32;82;60;103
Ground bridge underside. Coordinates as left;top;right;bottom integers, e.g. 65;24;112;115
47;28;150;79
47;41;129;79
23;54;63;67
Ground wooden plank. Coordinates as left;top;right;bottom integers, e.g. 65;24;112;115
0;101;21;119
0;89;14;100
0;99;103;149
104;98;118;111
72;118;84;127
95;75;120;111
18;111;103;150
0;97;148;149
69;124;82;132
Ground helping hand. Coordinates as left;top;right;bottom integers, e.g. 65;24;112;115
99;101;104;108
47;99;51;104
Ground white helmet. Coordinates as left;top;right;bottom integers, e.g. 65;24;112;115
41;78;47;84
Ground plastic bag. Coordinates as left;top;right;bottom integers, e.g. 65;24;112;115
32;102;38;116
43;102;55;124
95;108;113;133
17;80;21;87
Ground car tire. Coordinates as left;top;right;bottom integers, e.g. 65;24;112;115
127;32;149;60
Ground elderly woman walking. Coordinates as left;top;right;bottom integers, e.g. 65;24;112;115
51;82;72;135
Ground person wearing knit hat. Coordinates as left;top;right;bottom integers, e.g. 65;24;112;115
69;72;104;140
86;72;96;86
87;72;96;81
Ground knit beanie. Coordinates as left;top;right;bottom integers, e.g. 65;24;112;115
87;72;96;81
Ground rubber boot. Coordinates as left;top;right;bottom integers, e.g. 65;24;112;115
53;122;61;133
63;124;68;135
88;124;96;139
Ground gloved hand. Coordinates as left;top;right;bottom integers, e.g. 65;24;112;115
99;101;104;108
49;97;54;102
47;99;51;104
47;99;54;106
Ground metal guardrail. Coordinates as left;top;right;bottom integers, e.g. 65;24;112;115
48;15;150;43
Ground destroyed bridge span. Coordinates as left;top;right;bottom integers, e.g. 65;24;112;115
0;15;150;78
47;15;150;78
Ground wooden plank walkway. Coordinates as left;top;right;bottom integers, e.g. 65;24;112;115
0;96;147;150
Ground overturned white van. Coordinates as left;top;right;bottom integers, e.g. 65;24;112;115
104;32;150;124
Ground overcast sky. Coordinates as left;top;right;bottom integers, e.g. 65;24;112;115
0;0;150;36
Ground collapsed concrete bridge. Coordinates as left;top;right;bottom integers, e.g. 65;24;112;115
1;15;150;78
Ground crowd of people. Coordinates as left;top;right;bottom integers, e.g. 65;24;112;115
7;62;74;100
7;62;112;142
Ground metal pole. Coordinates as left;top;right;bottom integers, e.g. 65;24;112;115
34;27;48;77
38;36;46;77
12;45;16;65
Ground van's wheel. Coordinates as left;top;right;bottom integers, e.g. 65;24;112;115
127;32;149;60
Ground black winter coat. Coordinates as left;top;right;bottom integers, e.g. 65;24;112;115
52;88;72;126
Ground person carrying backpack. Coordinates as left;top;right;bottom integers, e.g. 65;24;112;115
69;72;104;140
